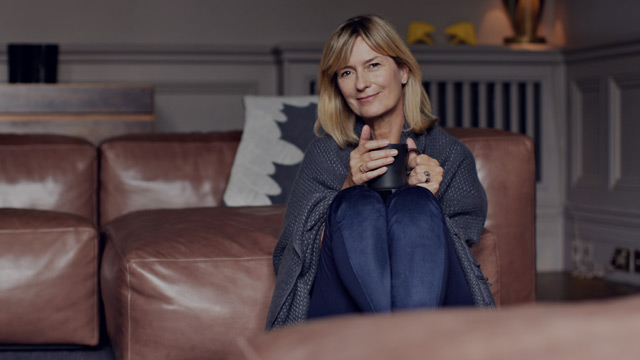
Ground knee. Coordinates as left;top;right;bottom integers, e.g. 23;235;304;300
325;187;387;250
387;186;442;218
328;186;384;222
387;187;448;249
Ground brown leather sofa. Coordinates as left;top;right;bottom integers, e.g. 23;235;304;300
96;127;535;360
0;127;536;359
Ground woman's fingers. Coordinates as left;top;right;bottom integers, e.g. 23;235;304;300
347;125;397;187
357;125;388;151
352;125;389;157
362;139;390;151
408;162;443;195
360;155;395;173
361;166;388;182
415;181;440;194
409;153;440;170
350;161;388;184
416;165;442;182
359;124;372;142
363;148;398;162
408;166;425;185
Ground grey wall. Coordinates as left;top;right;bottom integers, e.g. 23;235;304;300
559;0;640;48
0;0;559;46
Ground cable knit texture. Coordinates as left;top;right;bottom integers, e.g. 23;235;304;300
265;121;495;330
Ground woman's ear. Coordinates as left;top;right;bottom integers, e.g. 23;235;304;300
401;65;409;85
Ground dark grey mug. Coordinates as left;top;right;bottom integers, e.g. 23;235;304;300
367;144;417;191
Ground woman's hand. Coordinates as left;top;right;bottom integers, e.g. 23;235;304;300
343;125;398;189
407;137;443;195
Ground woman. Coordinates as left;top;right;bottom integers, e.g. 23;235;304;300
265;15;494;330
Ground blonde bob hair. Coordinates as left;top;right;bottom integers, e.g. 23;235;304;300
315;15;437;148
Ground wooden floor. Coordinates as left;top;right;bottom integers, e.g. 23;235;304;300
536;272;640;302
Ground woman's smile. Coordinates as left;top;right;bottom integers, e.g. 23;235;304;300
357;92;380;102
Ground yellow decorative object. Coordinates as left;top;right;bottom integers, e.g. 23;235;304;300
406;21;435;45
444;22;477;45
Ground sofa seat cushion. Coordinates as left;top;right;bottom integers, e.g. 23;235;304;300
100;205;285;360
0;209;99;345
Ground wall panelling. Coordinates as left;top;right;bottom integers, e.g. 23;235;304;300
566;41;640;284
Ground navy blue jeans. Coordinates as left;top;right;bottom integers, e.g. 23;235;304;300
308;185;474;318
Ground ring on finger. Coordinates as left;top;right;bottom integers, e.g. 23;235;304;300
424;170;431;183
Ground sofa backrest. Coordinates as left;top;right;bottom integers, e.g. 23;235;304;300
0;134;97;224
446;128;536;304
99;132;241;225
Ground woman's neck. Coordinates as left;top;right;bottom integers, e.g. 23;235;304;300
366;115;404;143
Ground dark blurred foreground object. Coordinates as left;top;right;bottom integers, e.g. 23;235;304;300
8;43;59;83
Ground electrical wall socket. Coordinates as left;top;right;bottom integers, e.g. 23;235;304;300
611;248;631;271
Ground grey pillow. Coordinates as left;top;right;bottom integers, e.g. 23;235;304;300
223;96;318;206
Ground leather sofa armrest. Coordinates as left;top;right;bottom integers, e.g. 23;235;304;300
447;128;536;305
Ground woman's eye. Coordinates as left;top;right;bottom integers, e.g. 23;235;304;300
369;62;380;68
339;70;352;77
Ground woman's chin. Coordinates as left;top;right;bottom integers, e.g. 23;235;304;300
355;108;384;121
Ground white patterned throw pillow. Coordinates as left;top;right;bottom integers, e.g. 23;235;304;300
223;95;318;206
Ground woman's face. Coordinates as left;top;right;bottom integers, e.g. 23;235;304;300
336;37;408;123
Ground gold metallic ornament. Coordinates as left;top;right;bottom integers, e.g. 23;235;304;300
503;0;546;44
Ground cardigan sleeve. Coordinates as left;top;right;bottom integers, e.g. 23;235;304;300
436;141;488;247
434;139;494;306
272;138;343;275
267;137;346;328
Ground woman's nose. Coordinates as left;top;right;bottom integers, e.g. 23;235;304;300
355;73;370;91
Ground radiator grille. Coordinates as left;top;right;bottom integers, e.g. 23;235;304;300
425;80;541;181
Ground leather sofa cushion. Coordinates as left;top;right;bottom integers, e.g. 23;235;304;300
100;205;284;360
0;209;99;345
99;132;241;226
0;134;97;224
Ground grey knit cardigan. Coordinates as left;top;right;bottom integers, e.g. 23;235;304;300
265;121;495;330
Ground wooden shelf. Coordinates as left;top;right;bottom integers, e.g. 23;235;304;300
0;83;155;144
